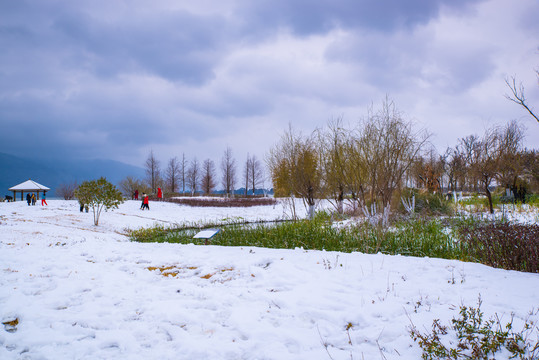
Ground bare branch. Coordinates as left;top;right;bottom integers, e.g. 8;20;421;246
505;76;539;123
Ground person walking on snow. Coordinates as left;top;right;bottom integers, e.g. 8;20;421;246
31;193;36;206
26;193;31;206
143;193;150;210
41;191;48;206
140;193;149;210
157;187;162;201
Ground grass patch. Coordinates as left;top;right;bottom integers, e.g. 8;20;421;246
130;212;538;273
526;194;539;206
130;214;466;260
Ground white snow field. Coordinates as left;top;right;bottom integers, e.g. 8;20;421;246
1;199;538;359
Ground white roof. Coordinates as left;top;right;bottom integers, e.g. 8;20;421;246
9;179;50;191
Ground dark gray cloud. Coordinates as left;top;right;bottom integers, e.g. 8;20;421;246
239;0;483;36
51;10;229;84
326;29;498;94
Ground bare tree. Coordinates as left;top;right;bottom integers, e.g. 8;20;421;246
221;146;237;197
200;158;217;195
268;125;321;219
496;120;525;191
411;147;444;193
165;157;180;193
145;150;161;194
456;134;482;192
316;118;349;214
522;149;539;194
119;176;148;198
356;97;429;209
451;121;526;212
472;128;500;214
445;147;466;193
346;129;368;212
243;154;251;195
56;181;78;200
186;158;200;196
505;74;539;124
180;153;187;195
249;155;264;196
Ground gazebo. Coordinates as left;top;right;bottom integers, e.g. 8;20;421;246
9;179;51;202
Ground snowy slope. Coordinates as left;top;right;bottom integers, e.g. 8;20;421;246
1;200;538;359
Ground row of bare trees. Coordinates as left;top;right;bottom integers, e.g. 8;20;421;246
268;97;538;218
268;98;430;218
409;120;538;213
120;148;266;197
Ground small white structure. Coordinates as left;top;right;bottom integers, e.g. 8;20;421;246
193;228;220;245
9;179;50;202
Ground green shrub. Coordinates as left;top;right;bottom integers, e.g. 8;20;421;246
527;194;539;206
416;193;453;216
410;299;539;359
400;189;454;216
75;177;124;226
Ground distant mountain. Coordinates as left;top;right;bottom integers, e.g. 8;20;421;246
0;152;144;198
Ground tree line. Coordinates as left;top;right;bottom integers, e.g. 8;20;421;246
268;97;538;216
119;148;266;198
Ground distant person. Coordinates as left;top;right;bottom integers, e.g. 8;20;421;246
41;191;48;206
31;193;36;206
26;193;31;206
157;187;162;201
140;193;146;210
134;189;139;200
141;193;149;210
79;200;85;212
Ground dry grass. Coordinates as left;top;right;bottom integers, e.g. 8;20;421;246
162;197;277;208
146;265;198;278
3;318;19;333
146;264;237;282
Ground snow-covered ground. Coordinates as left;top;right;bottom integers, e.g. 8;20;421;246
1;199;538;359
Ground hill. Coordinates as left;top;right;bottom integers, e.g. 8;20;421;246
0;152;145;198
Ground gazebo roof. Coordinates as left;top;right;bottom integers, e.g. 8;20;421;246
9;179;50;191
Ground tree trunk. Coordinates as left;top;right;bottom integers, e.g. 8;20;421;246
337;189;344;214
308;204;315;220
485;185;494;214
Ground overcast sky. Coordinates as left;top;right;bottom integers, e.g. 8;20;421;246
1;0;538;169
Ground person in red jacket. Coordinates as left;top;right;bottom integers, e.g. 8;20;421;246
141;194;149;210
157;187;162;201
